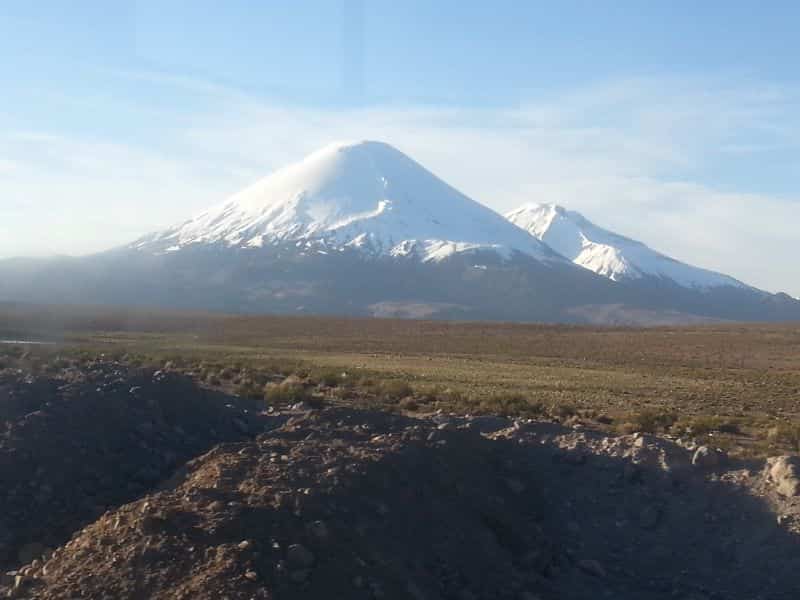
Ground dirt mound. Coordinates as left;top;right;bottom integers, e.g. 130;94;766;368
10;409;559;599
0;361;270;569
1;363;799;599
490;422;800;599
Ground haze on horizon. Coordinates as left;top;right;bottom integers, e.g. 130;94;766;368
1;1;799;297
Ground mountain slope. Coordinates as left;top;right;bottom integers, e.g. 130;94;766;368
1;144;798;324
137;141;561;264
506;203;747;289
0;141;622;322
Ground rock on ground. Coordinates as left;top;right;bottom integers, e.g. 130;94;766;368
766;455;800;497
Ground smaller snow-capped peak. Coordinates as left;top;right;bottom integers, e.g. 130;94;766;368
136;141;562;263
506;202;748;289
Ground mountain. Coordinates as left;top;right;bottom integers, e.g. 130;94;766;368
135;141;561;264
1;142;798;325
506;203;746;289
504;202;800;323
0;142;622;322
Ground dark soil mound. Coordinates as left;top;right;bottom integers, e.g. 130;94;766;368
1;362;798;599
6;408;561;599
0;361;268;569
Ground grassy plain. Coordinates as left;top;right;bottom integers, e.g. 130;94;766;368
2;303;799;454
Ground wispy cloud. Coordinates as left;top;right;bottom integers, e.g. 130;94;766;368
1;72;798;296
0;158;19;173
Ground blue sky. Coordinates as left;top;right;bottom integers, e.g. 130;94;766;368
1;1;798;295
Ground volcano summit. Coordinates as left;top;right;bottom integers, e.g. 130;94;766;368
1;141;798;324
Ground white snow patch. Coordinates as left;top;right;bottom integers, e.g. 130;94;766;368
135;141;562;265
506;203;748;289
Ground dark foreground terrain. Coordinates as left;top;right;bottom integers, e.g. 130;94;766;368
1;356;799;599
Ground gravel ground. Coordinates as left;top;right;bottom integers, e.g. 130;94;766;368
1;363;799;599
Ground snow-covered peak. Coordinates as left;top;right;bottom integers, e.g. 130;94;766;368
506;202;748;289
135;141;561;263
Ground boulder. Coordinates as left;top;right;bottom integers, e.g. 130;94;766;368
692;446;722;468
765;456;800;497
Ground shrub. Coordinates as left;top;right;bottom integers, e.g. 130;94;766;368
625;408;678;433
244;371;267;386
313;369;344;388
682;416;716;435
373;379;414;402
716;420;741;434
550;402;578;420
478;393;544;417
264;381;313;406
417;385;466;406
767;422;800;450
672;415;741;436
398;397;420;411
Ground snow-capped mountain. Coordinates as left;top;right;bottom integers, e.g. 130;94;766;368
136;141;561;264
3;142;799;325
506;203;747;289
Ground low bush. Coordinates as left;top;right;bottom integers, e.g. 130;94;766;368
398;397;420;411
371;379;414;403
671;415;741;436
624;408;678;434
478;393;545;418
550;402;578;420
767;422;800;450
416;385;466;406
312;368;344;388
264;381;313;406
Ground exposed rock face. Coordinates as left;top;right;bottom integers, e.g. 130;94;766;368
692;445;723;469
766;456;800;497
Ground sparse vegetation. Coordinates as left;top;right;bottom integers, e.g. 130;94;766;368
550;402;578;420
264;380;314;406
619;408;678;434
671;415;742;437
476;393;545;417
311;368;346;388
768;422;800;451
2;305;799;457
372;379;414;402
398;396;420;411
